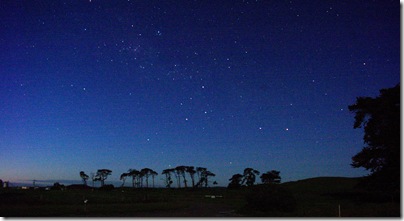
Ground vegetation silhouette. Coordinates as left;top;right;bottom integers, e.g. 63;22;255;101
228;168;263;188
228;174;243;189
93;169;112;187
242;168;260;186
119;172;129;187
260;170;281;184
127;169;141;188
137;168;158;188
348;84;400;199
162;168;174;188
195;167;216;188
79;171;89;186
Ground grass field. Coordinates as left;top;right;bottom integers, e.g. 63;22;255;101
0;177;399;217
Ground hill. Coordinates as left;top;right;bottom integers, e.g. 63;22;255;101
277;176;399;217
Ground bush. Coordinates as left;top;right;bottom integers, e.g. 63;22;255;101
244;184;297;215
50;182;65;190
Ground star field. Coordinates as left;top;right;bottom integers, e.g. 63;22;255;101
0;0;399;187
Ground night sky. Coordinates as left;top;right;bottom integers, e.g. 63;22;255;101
0;0;399;187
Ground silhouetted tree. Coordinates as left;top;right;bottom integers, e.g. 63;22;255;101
242;168;260;186
204;170;215;187
150;170;158;188
79;171;89;186
195;168;215;187
174;166;184;188
175;166;189;188
349;84;400;196
128;169;140;188
140;168;158;188
140;168;152;188
162;168;174;188
195;167;206;187
94;169;112;187
260;170;281;184
51;182;65;190
186;166;197;188
228;173;243;189
120;172;129;187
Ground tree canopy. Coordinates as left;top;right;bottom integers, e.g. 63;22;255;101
94;169;112;187
260;170;281;184
79;171;89;185
348;84;400;194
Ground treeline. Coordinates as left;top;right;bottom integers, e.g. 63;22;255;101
228;168;281;188
79;166;217;188
79;167;281;189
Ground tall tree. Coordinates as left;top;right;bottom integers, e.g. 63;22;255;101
94;169;112;187
228;173;243;188
120;172;129;187
260;170;281;184
140;168;152;188
79;171;89;186
150;169;158;188
140;168;157;188
128;169;140;188
203;170;216;187
175;166;188;188
186;166;196;188
174;166;185;188
195;168;215;187
195;167;206;187
348;84;400;194
242;168;260;186
162;168;174;188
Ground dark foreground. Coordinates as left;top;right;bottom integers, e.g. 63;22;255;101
0;177;399;217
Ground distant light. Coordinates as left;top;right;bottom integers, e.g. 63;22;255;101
285;128;289;131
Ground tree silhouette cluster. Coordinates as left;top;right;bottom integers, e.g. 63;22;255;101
79;169;112;187
162;166;216;188
228;168;281;188
120;168;158;188
80;166;216;188
349;84;400;195
93;169;112;187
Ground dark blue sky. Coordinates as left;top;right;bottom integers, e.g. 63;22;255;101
0;0;399;187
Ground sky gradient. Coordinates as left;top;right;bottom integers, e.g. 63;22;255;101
0;0;400;187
